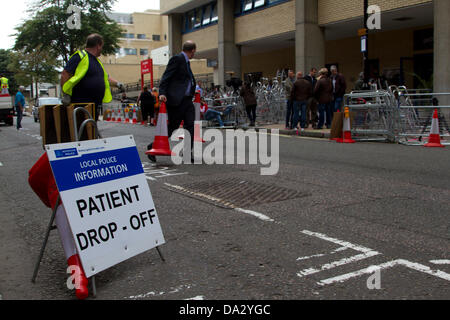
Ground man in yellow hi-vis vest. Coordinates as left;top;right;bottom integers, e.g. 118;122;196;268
61;33;124;121
0;75;9;94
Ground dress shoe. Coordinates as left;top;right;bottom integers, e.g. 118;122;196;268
147;143;156;162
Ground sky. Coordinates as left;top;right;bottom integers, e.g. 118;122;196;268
0;0;160;50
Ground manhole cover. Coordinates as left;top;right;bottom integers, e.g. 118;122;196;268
165;178;310;209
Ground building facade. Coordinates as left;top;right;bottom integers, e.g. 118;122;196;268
101;10;212;85
162;0;449;94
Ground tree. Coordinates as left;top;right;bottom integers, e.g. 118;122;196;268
14;0;123;65
8;48;59;99
0;49;18;94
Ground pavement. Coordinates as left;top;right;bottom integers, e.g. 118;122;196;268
256;123;331;139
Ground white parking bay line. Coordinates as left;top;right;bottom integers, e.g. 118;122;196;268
301;230;375;253
297;251;380;278
318;259;450;286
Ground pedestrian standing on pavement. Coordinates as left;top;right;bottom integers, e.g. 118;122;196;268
240;82;257;127
60;33;124;122
284;70;295;129
314;68;333;129
137;86;155;126
330;65;347;114
148;41;197;162
15;86;25;130
305;67;318;128
291;72;312;132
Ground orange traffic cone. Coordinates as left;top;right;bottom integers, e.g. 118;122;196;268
145;102;175;156
116;108;122;122
111;108;116;122
132;108;138;124
193;91;205;143
124;107;130;123
336;107;355;143
105;109;112;122
424;109;444;148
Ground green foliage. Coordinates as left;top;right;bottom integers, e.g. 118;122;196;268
14;0;123;64
0;49;18;94
7;48;59;88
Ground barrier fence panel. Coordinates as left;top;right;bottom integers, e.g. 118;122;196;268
345;87;450;145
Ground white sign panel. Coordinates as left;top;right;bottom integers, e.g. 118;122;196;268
46;135;165;278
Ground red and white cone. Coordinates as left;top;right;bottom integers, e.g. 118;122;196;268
67;254;89;300
111;108;116;122
193;91;205;143
424;109;444;148
145;102;175;156
336;107;355;143
116;108;122;122
29;154;88;300
105;108;112;122
132;108;138;124
124;107;130;123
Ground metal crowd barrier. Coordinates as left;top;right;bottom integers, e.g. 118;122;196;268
345;86;450;145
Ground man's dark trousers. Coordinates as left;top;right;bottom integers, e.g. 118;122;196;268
167;96;195;147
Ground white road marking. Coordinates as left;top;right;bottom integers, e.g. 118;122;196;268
297;251;380;278
127;284;192;299
297;246;348;261
0;162;3;166
429;260;450;265
184;295;205;300
301;230;375;253
164;183;275;222
318;259;450;286
234;208;274;222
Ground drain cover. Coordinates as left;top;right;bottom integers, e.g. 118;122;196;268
165;178;310;208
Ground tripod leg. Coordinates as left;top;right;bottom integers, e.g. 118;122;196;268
156;247;165;262
31;197;60;283
91;276;97;298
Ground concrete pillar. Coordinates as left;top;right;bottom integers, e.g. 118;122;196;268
218;0;241;86
168;14;183;57
434;0;450;118
295;0;325;74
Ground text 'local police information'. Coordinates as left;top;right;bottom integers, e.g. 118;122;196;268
47;135;165;278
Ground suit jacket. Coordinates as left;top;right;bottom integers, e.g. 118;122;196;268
159;53;196;107
304;75;317;94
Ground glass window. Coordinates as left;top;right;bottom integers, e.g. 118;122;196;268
203;5;211;25
211;3;218;22
234;0;242;15
152;34;160;41
140;49;148;56
254;0;265;8
121;33;134;39
243;0;253;11
187;10;195;30
137;34;146;39
124;48;137;55
194;8;202;28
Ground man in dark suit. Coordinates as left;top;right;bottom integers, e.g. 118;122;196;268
147;41;197;162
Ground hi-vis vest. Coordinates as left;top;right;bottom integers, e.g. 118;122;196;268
62;50;112;103
1;77;8;89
